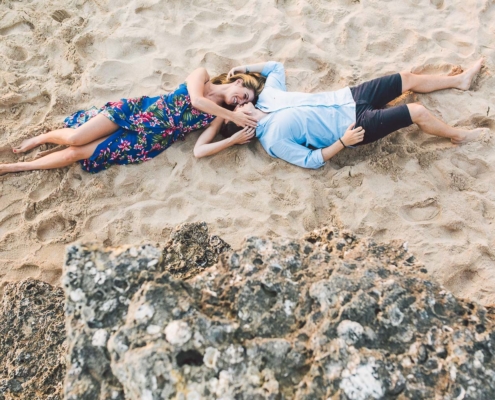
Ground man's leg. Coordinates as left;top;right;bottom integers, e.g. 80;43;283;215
407;103;485;144
400;58;483;93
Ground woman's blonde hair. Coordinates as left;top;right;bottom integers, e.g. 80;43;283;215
210;72;266;100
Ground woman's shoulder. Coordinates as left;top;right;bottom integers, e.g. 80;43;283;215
164;82;189;99
172;82;188;93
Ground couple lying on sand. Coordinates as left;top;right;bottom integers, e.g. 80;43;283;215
1;58;485;175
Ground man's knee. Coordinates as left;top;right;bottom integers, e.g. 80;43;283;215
407;103;429;123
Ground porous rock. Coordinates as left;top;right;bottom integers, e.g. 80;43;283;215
63;222;231;399
0;279;66;400
63;224;495;399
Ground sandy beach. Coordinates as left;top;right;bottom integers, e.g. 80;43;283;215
0;0;494;304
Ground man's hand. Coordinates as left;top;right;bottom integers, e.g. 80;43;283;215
341;123;365;146
230;127;255;145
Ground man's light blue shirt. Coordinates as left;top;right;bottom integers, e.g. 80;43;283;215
255;61;356;169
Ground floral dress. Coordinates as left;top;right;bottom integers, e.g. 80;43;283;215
64;83;215;173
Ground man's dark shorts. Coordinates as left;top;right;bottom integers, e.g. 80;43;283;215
350;73;413;145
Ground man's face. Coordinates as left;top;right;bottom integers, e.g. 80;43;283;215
235;102;256;114
224;102;256;125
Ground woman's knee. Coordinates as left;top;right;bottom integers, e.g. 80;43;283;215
63;146;85;163
407;103;429;123
66;132;85;146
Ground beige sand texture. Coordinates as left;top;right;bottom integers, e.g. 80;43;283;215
0;0;494;303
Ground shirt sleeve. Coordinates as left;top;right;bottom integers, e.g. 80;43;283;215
261;61;287;91
269;139;325;169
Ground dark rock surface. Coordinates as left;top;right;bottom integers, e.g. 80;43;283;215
63;223;495;399
0;279;66;400
63;222;231;399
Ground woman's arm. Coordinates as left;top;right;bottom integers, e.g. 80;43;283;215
186;68;257;128
194;117;255;158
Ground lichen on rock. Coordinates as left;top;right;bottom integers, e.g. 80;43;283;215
63;224;495;399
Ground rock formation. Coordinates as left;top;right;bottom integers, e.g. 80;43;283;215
0;279;66;400
63;223;495;399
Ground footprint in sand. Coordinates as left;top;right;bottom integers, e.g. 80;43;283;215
444;267;482;296
417;135;452;150
0;213;21;239
399;198;441;222
36;215;73;242
4;264;41;281
51;10;70;23
0;44;28;61
28;179;60;202
0;21;33;36
430;0;444;9
76;33;157;61
450;154;488;178
431;31;472;56
411;63;458;76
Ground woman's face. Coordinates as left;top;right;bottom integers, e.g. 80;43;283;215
225;79;255;106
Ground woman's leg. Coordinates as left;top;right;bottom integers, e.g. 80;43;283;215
400;58;483;93
407;103;485;144
13;114;118;153
1;136;109;175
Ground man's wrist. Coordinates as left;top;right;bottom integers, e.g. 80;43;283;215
339;138;347;148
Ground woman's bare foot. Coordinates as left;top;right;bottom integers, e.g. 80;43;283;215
451;127;487;144
457;58;483;90
12;137;42;154
0;164;12;176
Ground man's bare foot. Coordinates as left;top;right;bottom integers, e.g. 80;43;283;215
457;58;483;90
12;137;42;154
451;127;487;144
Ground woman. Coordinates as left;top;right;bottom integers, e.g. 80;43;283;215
0;68;265;175
194;59;485;168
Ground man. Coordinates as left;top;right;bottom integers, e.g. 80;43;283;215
195;60;485;169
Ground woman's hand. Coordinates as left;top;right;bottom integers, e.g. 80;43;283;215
231;109;258;128
341;123;365;146
227;66;247;79
230;126;255;145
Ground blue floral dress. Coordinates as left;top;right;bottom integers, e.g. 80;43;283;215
64;83;215;173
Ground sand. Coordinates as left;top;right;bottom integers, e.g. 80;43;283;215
0;0;494;304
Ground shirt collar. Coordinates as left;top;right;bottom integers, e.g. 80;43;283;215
255;112;272;138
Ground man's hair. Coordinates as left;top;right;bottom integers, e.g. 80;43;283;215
220;121;243;138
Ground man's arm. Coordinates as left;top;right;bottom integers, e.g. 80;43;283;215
227;62;268;76
270;123;365;168
227;61;286;91
269;139;326;169
321;124;365;161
